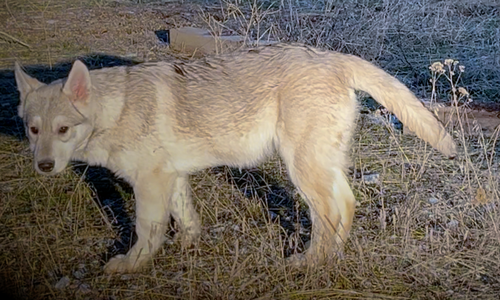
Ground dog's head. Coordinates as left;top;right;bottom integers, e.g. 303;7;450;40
15;61;95;175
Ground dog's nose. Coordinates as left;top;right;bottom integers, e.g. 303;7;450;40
38;160;55;173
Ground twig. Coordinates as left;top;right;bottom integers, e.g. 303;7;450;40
0;31;31;49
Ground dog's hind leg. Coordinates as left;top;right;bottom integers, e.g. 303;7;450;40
170;174;201;248
283;149;356;267
277;110;357;266
104;170;176;274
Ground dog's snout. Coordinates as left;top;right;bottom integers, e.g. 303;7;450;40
38;160;55;173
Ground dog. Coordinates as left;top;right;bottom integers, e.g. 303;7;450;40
14;43;457;274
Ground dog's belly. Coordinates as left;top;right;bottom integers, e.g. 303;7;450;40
211;130;276;168
169;120;276;172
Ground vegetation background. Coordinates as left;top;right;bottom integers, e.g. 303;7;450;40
0;0;499;299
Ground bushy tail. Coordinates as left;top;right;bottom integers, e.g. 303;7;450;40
342;54;457;158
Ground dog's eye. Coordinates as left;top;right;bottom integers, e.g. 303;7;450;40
30;127;39;134
59;126;69;134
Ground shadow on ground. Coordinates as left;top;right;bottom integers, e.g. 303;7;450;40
212;166;311;256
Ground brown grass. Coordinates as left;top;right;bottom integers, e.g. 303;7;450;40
1;0;499;299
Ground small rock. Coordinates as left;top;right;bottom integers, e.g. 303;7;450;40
73;270;84;279
428;197;439;205
120;274;132;281
447;220;459;228
211;225;225;233
78;283;91;294
362;173;380;184
362;280;372;288
55;276;70;289
73;265;86;280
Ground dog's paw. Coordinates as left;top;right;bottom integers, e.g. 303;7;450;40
174;233;197;249
174;228;200;249
286;253;308;269
286;251;338;269
184;230;201;248
104;254;144;274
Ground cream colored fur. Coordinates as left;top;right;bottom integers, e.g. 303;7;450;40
14;44;457;274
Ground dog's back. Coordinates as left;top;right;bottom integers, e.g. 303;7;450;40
161;44;456;171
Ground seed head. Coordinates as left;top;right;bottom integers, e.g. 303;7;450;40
444;59;454;66
430;62;445;74
458;87;469;96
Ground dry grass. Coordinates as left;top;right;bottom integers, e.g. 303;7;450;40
1;0;499;299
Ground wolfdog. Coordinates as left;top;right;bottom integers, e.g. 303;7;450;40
15;44;456;274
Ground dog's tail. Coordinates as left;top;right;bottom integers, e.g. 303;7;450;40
342;54;457;158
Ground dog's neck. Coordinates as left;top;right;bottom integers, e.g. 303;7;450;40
88;71;127;131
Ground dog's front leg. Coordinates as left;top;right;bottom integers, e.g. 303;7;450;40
104;171;176;274
170;174;201;248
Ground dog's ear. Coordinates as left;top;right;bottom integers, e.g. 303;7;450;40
62;60;91;105
14;61;45;117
